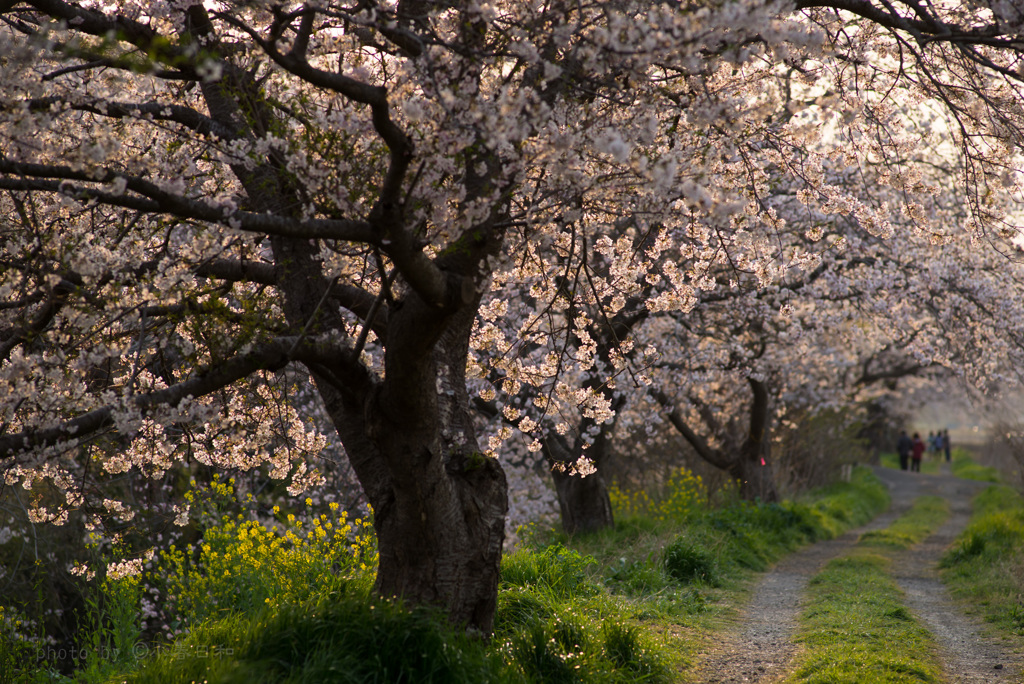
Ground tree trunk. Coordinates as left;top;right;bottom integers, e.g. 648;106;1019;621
656;378;780;503
543;428;615;534
309;297;508;634
731;455;778;503
313;362;508;632
373;447;507;632
550;466;614;534
734;377;778;502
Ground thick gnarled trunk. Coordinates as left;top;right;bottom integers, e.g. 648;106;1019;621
374;454;507;631
317;380;508;632
313;297;508;633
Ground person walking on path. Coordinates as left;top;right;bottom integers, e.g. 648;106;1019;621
943;429;952;462
911;432;926;472
897;430;913;471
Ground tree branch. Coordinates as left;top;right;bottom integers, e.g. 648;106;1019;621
0;335;366;459
21;97;240;140
0;280;73;364
650;388;733;471
0;159;377;243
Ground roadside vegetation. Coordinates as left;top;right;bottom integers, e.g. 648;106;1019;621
950;455;1003;483
874;448;1024;655
11;454;1024;684
878;443;1024;642
941;484;1024;638
787;496;950;684
3;467;888;683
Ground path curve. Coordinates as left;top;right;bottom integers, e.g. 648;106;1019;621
693;466;1023;683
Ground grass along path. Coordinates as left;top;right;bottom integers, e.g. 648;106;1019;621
786;495;950;683
693;463;1023;684
690;476;905;683
789;465;1024;684
941;484;1024;637
883;465;1024;683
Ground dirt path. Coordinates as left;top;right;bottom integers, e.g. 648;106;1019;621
885;466;1022;683
693;466;1024;683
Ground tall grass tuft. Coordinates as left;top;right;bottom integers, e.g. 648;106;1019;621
127;595;515;684
500;544;597;599
941;484;1024;635
663;538;716;584
497;544;671;682
950;450;1003;483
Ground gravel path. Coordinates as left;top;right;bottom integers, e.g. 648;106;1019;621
693;466;1024;683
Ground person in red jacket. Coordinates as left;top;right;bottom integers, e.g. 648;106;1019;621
910;432;926;472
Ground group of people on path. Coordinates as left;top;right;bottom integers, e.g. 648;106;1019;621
896;428;952;472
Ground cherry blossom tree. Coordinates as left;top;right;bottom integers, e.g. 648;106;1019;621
644;128;1024;502
2;0;1024;633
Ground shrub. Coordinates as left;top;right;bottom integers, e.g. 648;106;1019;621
500;544;597;599
663;538;716;584
152;486;377;632
609;467;708;523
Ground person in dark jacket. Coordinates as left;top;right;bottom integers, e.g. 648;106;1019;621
896;430;912;471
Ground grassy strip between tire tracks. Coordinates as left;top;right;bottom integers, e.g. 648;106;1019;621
785;495;950;684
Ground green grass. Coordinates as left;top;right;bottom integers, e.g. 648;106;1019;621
124;593;518;684
789;554;942;683
65;467;893;684
858;496;948;549
786;495;951;684
553;467;891;678
495;544;672;683
950;453;1003;483
941;484;1024;636
128;545;671;684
